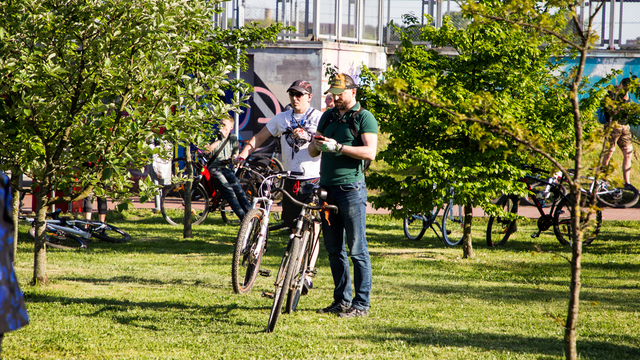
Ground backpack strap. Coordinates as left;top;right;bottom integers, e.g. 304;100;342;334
206;135;230;168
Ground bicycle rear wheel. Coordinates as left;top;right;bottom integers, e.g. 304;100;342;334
597;183;640;208
84;222;131;243
486;196;519;247
161;182;210;226
29;227;87;250
286;227;312;313
221;179;256;225
232;209;265;295
267;237;300;333
441;201;464;246
553;196;602;247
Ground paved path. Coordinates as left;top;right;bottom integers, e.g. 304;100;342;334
21;194;640;221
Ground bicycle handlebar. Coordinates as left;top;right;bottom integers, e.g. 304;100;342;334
271;187;339;213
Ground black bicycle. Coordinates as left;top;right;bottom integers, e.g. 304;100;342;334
161;154;255;226
266;186;337;333
487;168;602;247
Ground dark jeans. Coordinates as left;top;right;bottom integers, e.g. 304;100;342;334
208;166;251;220
321;180;371;311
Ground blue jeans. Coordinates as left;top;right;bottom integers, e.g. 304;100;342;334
321;180;371;311
208;166;251;220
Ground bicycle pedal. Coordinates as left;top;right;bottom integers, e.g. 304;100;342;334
259;269;271;277
261;291;274;299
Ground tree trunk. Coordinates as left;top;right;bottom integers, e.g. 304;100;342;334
183;146;193;238
462;199;474;259
564;190;583;360
10;173;20;261
32;193;49;285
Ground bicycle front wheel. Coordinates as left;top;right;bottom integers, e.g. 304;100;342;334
267;237;301;333
553;197;602;247
29;227;87;250
286;227;312;313
161;182;210;226
597;183;640;208
221;179;256;225
232;209;265;295
486;196;519;247
403;210;432;241
441;201;465;246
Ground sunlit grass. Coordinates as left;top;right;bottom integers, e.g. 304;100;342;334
9;210;640;359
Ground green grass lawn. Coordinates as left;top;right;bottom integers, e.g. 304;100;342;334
8;210;640;359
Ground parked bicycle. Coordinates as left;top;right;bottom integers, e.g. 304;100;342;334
231;168;296;295
265;185;337;333
403;188;465;246
21;209;131;250
486;167;602;247
161;154;255;226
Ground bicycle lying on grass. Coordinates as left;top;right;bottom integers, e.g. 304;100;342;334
20;209;131;250
487;167;602;248
264;186;337;333
568;168;639;208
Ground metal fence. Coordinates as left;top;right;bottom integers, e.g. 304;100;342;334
220;0;640;49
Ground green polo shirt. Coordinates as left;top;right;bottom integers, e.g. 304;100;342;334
317;102;378;186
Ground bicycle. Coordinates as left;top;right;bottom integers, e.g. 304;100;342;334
161;154;255;226
487;167;602;247
403;188;465;246
265;185;337;333
568;168;639;208
231;167;296;295
21;209;131;250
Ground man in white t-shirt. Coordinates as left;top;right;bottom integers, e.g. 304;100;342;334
238;79;322;229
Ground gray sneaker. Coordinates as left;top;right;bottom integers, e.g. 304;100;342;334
338;306;369;318
317;302;349;314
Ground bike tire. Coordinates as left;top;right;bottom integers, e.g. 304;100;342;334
596;183;640;208
161;181;210;226
403;207;438;241
171;157;203;179
522;181;567;207
221;179;256;225
266;236;301;333
486;196;519;247
251;155;285;201
553;197;602;247
441;201;465;246
232;209;265;295
286;227;312;313
29;227;87;250
85;222;131;243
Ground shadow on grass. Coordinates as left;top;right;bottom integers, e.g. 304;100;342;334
363;326;639;359
24;292;272;330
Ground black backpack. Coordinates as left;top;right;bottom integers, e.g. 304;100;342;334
319;107;371;172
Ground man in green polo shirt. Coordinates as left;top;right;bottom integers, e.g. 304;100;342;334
309;73;378;318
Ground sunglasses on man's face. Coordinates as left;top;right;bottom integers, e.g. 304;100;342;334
289;91;307;98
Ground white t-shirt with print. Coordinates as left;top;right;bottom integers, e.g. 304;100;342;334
265;108;322;180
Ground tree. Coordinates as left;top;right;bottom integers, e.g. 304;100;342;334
366;13;576;258
368;2;639;359
0;0;281;283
